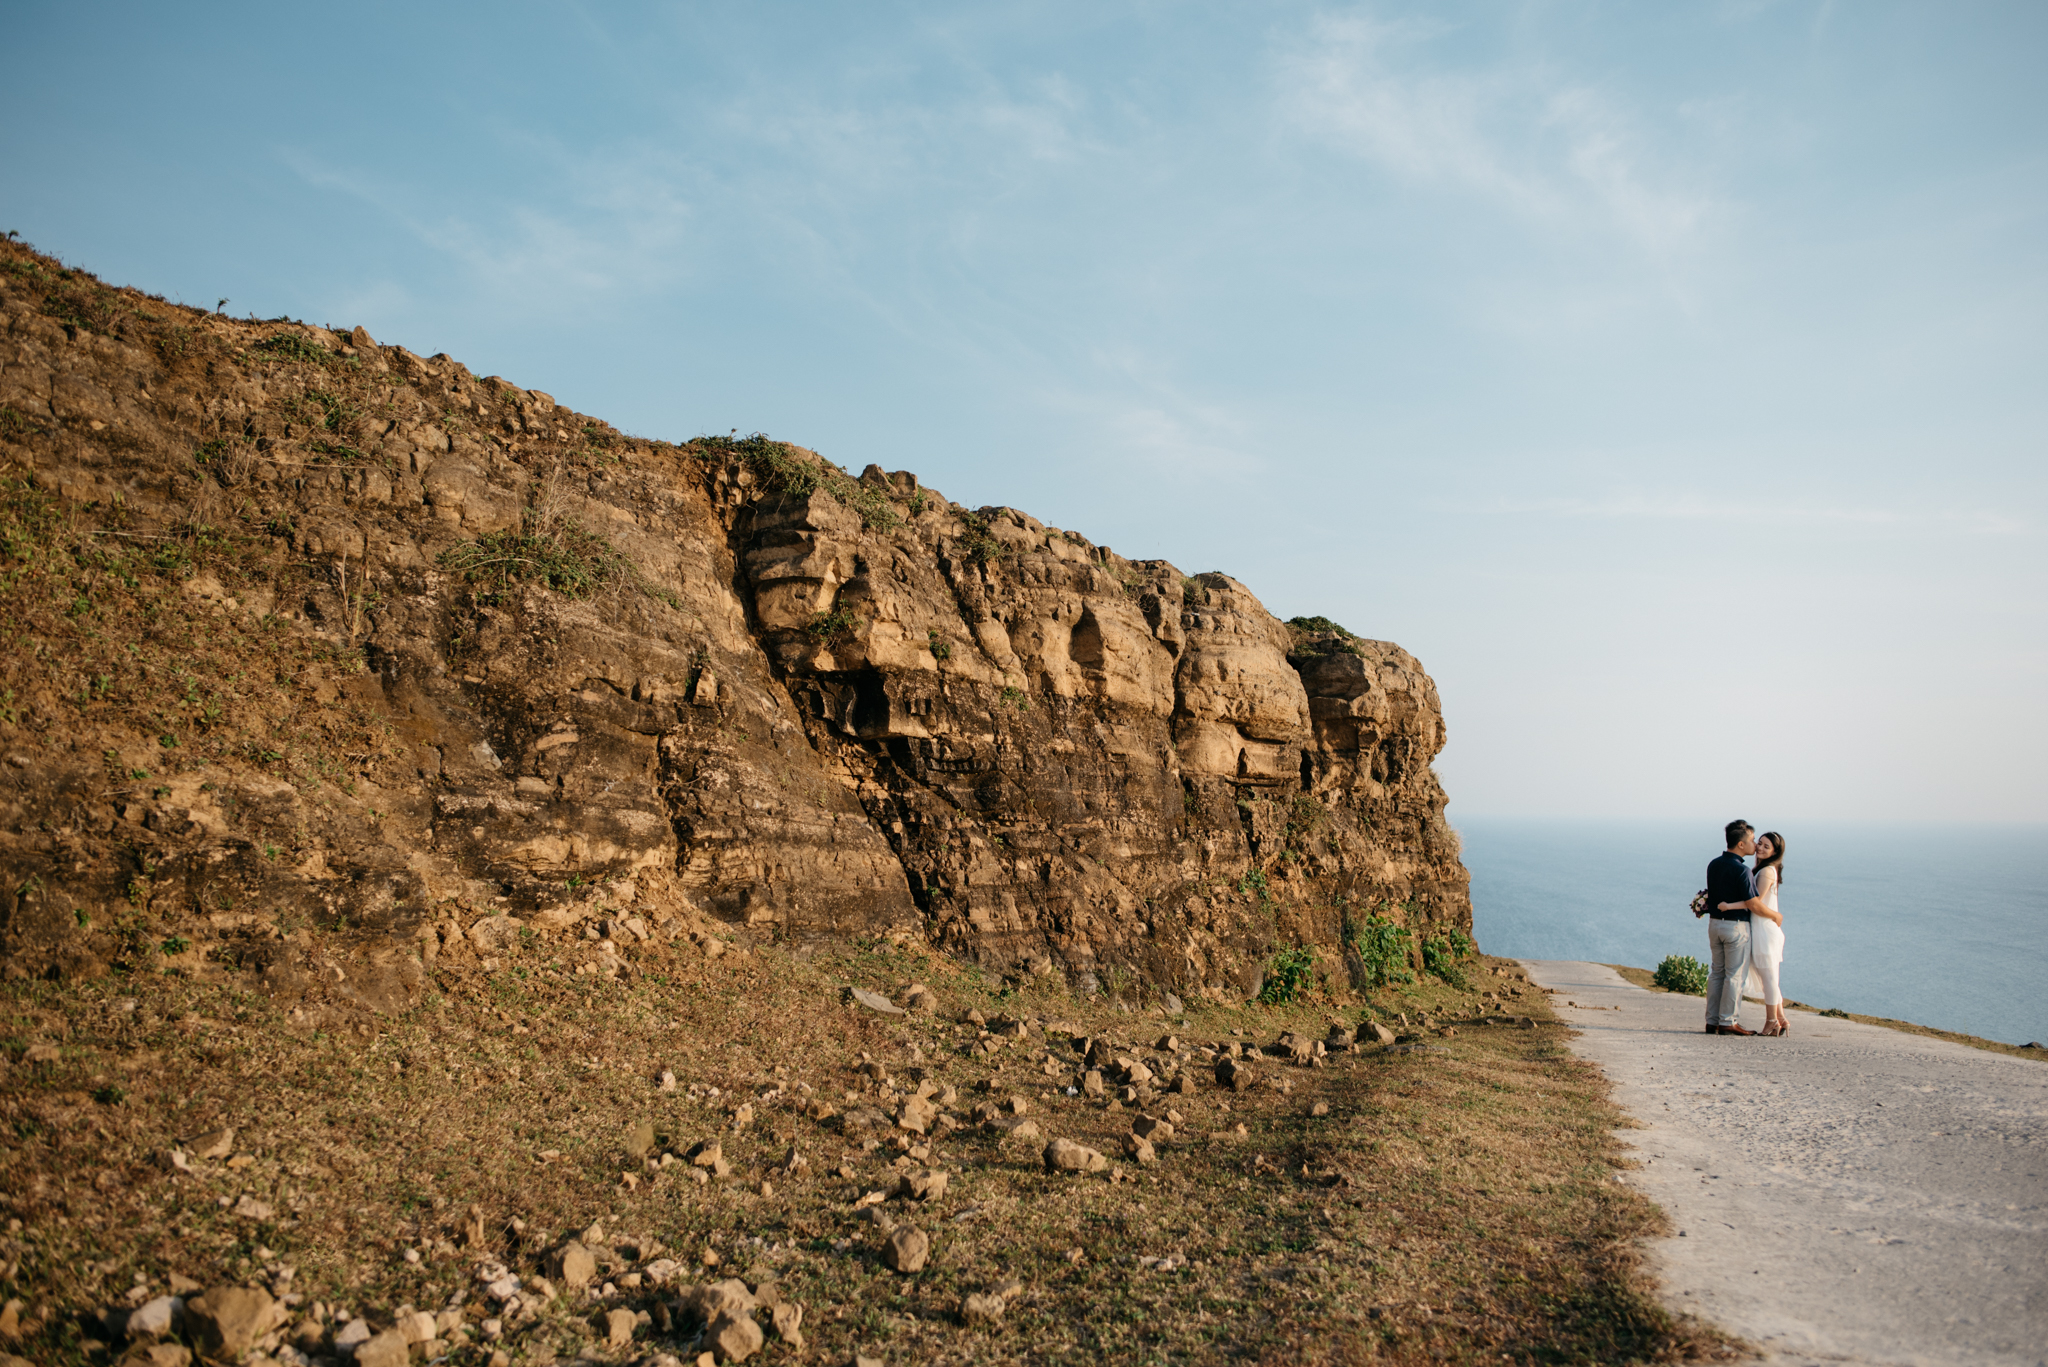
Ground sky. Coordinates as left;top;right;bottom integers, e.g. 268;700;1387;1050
5;1;2044;824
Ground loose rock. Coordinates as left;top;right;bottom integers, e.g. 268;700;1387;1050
1216;1057;1255;1091
961;1292;1004;1325
355;1329;410;1367
1043;1138;1109;1174
185;1286;285;1358
846;987;903;1015
896;1169;948;1201
605;1308;637;1349
555;1241;598;1289
770;1302;804;1349
884;1226;930;1273
705;1308;763;1361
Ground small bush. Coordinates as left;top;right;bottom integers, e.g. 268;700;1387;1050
1258;947;1316;1005
1345;911;1414;989
1421;932;1471;988
1653;954;1709;996
805;607;862;642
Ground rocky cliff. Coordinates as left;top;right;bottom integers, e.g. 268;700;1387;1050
0;240;1468;1012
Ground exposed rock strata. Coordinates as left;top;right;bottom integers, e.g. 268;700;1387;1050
0;242;1468;1008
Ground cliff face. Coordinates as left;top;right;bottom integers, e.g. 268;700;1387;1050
0;241;1468;1010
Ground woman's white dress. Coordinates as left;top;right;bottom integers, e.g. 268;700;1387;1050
1751;868;1785;1003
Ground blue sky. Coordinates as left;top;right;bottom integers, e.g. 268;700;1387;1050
6;1;2044;823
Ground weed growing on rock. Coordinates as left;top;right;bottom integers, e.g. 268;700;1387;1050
1344;909;1415;989
438;516;628;601
805;607;862;643
1421;930;1474;989
701;433;901;532
1256;945;1316;1004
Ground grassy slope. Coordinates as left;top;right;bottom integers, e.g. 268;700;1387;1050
1;948;1736;1366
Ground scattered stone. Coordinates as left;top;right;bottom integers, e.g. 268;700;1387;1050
187;1128;235;1161
126;1295;180;1338
1365;1021;1397;1046
1326;1025;1356;1047
897;1095;937;1134
896;1169;949;1201
396;1311;437;1344
987;1117;1041;1140
334;1319;373;1353
1043;1138;1109;1174
185;1286;285;1358
883;1226;930;1273
660;1070;678;1091
626;1120;657;1158
21;1042;59;1064
230;1195;272;1221
961;1292;1004;1325
705;1308;763;1361
555;1242;597;1290
1122;1134;1157;1165
1216;1057;1255;1091
1131;1115;1173;1141
846;987;903;1016
1311;1101;1330;1117
903;984;938;1012
770;1301;804;1349
1154;1035;1179;1051
1164;992;1185;1015
1081;1070;1105;1098
357;1329;411;1367
679;1279;757;1324
605;1308;637;1349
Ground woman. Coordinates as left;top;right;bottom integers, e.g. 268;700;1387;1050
1721;831;1788;1036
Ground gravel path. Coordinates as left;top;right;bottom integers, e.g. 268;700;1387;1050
1520;960;2047;1367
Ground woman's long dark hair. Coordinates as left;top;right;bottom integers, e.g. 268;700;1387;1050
1757;830;1787;884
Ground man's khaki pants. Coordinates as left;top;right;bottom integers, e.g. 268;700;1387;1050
1706;917;1751;1028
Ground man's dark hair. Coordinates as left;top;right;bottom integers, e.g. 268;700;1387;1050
1725;819;1754;849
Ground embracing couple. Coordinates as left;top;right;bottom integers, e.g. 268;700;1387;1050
1703;818;1790;1037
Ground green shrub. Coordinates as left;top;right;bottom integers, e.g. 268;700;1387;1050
1421;931;1472;988
1258;946;1316;1005
1344;910;1414;989
1653;954;1709;996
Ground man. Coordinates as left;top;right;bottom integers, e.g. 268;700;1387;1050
1704;819;1775;1036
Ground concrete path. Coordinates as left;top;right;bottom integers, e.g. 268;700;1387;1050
1520;960;2048;1367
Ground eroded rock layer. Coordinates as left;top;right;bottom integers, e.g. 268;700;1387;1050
0;242;1468;1008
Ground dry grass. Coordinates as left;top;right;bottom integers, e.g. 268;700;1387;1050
0;946;1741;1366
1601;964;2043;1062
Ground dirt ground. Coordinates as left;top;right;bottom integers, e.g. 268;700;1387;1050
0;941;1739;1366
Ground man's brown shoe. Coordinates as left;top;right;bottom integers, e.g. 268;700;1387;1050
1720;1022;1757;1036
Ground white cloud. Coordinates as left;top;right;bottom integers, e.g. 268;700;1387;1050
1275;11;1723;256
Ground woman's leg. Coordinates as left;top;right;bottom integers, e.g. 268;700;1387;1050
1753;950;1783;1031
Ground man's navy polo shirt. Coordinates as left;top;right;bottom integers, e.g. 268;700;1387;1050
1707;850;1755;921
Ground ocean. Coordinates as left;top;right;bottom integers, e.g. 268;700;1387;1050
1458;818;2048;1048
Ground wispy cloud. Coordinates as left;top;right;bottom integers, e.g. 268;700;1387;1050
1275;12;1723;257
1475;492;2027;536
283;141;698;318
